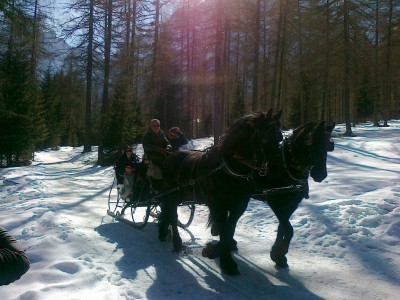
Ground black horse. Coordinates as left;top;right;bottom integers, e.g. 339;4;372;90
254;121;335;268
159;110;283;275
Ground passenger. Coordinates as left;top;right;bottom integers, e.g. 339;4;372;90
167;127;188;151
115;145;138;199
0;226;30;286
142;119;171;191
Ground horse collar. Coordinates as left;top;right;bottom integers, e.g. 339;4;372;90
281;139;310;183
232;152;268;175
222;156;254;181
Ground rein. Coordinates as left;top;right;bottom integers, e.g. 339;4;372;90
221;129;271;180
222;156;255;181
252;184;308;198
251;139;311;200
281;138;310;183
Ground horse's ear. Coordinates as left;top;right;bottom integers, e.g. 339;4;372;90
294;124;313;145
265;108;272;120
327;122;335;132
297;122;317;146
272;109;282;121
318;121;326;129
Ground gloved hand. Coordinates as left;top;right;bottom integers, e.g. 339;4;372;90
165;145;173;155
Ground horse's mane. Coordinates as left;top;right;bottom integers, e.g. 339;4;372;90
218;112;266;145
228;112;265;133
289;122;316;144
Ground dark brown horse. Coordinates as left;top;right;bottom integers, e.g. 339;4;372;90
159;110;283;275
254;121;335;268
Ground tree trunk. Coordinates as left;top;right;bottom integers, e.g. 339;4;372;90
343;0;353;136
30;0;38;78
322;0;332;122
98;0;113;164
277;0;288;113
84;0;94;152
214;0;223;142
251;0;261;111
271;0;284;112
373;0;380;126
383;0;393;127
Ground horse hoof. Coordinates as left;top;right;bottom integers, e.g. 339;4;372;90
202;242;220;259
221;262;240;276
275;262;289;269
270;251;288;268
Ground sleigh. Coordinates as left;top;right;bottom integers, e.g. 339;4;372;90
107;159;196;229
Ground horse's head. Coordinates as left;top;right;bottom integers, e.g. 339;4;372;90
252;109;283;164
290;121;335;182
220;109;283;175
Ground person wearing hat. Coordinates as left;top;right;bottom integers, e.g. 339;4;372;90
115;145;139;199
0;226;30;285
142;119;172;191
167;127;188;151
142;119;172;167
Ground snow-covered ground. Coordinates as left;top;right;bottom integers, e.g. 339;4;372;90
0;122;399;300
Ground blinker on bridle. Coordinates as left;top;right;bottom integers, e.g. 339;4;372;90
223;122;282;180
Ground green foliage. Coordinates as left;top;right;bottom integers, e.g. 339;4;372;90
27;78;49;150
357;73;373;122
104;84;144;149
0;51;34;166
40;68;65;148
52;68;85;146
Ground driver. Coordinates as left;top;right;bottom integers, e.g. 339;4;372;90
142;119;171;191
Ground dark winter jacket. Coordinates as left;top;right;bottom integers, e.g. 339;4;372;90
115;152;139;184
168;132;188;151
0;226;30;286
142;129;171;167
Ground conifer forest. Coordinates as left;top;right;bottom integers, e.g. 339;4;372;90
0;0;399;166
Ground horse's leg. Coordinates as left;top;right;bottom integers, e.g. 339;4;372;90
218;198;250;275
210;221;220;236
203;204;239;275
270;219;293;268
170;198;182;252
225;198;249;251
268;198;300;268
158;197;170;242
218;218;240;275
202;209;224;259
158;193;183;252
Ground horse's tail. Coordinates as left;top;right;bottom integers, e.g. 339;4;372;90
207;211;220;236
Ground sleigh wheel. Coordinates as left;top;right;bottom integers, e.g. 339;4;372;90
107;177;125;216
177;203;195;228
128;176;151;229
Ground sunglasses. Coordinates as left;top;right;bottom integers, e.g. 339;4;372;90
152;124;160;127
126;149;132;152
